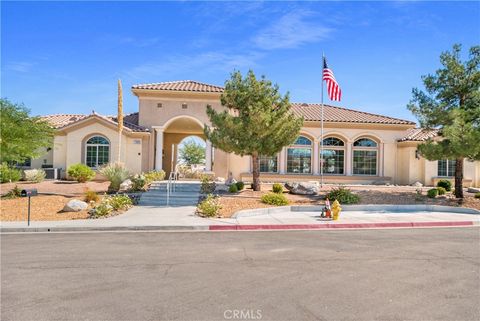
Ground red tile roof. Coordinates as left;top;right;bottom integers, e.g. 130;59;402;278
291;103;415;125
132;80;224;93
398;128;439;142
41;112;149;132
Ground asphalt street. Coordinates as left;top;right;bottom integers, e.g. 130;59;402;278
1;227;479;321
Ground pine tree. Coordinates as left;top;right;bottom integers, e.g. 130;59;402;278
407;44;480;198
204;70;303;191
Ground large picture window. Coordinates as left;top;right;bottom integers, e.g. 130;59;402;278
438;159;456;177
85;136;110;168
353;138;377;175
321;137;345;175
287;136;312;174
259;155;278;173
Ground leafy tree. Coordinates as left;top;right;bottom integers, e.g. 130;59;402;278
0;98;55;164
204;70;303;191
178;138;205;165
407;44;480;198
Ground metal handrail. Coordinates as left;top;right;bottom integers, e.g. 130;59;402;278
166;170;179;206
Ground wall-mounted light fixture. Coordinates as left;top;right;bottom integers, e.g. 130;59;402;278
415;149;420;159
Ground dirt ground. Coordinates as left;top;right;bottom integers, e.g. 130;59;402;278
217;184;480;218
0;180;110;196
1;195;91;221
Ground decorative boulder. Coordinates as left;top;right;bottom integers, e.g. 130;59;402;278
284;182;319;195
412;181;423;187
63;199;88;212
119;179;133;192
468;187;480;193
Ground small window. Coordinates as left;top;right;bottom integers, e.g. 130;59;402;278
353;138;377;147
438;159;456;177
182;103;188;109
322;137;344;146
293;136;312;146
157;103;163;108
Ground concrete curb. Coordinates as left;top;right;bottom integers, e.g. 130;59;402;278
0;225;210;233
232;204;480;218
210;221;476;231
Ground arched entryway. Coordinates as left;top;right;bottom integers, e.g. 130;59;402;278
154;116;213;177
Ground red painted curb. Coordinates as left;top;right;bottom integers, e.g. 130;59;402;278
209;221;474;231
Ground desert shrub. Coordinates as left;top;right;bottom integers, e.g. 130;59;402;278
0;163;21;183
326;186;360;204
272;183;283;194
437;179;452;192
261;193;289;206
23;169;46;183
84;189;99;203
427;188;439;198
235;181;245;191
67;163;95;183
144;170;166;184
107;194;133;211
99;162;130;192
475;192;480;199
130;174;147;191
2;185;22;199
91;202;113;218
228;184;238;193
437;186;446;195
197;194;221;217
200;175;216;194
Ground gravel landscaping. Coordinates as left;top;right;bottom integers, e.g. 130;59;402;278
217;184;480;218
0;180;110;196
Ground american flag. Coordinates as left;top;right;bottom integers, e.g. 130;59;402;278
323;56;342;101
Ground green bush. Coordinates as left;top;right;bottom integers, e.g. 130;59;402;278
475;192;480;199
325;186;360;204
228;184;238;193
2;185;22;199
23;169;46;183
130;174;147;191
107;194;133;211
99;162;130;192
437;179;452;192
427;188;439;198
235;181;245;191
437;186;446;195
0;163;21;183
200;175;216;194
197;194;221;217
67;163;95;183
261;193;289;206
272;183;283;194
91;202;113;218
144;170;166;184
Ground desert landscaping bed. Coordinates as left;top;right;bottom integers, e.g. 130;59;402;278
217;185;480;218
1;195;91;221
0;180;110;196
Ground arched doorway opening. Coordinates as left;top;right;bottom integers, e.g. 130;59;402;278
160;116;212;177
176;136;206;178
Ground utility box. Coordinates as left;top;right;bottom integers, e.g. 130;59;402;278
21;189;38;197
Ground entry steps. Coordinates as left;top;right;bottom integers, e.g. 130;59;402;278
139;181;201;207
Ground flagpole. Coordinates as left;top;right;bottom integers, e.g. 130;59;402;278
320;53;324;188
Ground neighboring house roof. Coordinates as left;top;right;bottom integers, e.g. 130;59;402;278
398;128;439;142
290;103;416;125
132;80;224;93
41;112;149;132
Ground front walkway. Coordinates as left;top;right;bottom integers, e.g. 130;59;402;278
1;204;479;232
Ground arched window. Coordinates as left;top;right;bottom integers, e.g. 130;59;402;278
85;136;110;168
353;138;377;175
287;136;312;174
321;137;345;175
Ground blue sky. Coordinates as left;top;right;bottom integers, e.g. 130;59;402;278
2;1;479;123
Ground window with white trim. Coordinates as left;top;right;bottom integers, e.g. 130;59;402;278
353;138;377;175
438;159;456;177
85;136;110;168
259;155;278;173
321;137;345;175
287;136;312;174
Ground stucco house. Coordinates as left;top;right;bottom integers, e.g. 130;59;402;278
34;80;480;187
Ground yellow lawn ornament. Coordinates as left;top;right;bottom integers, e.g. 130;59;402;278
332;200;342;220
